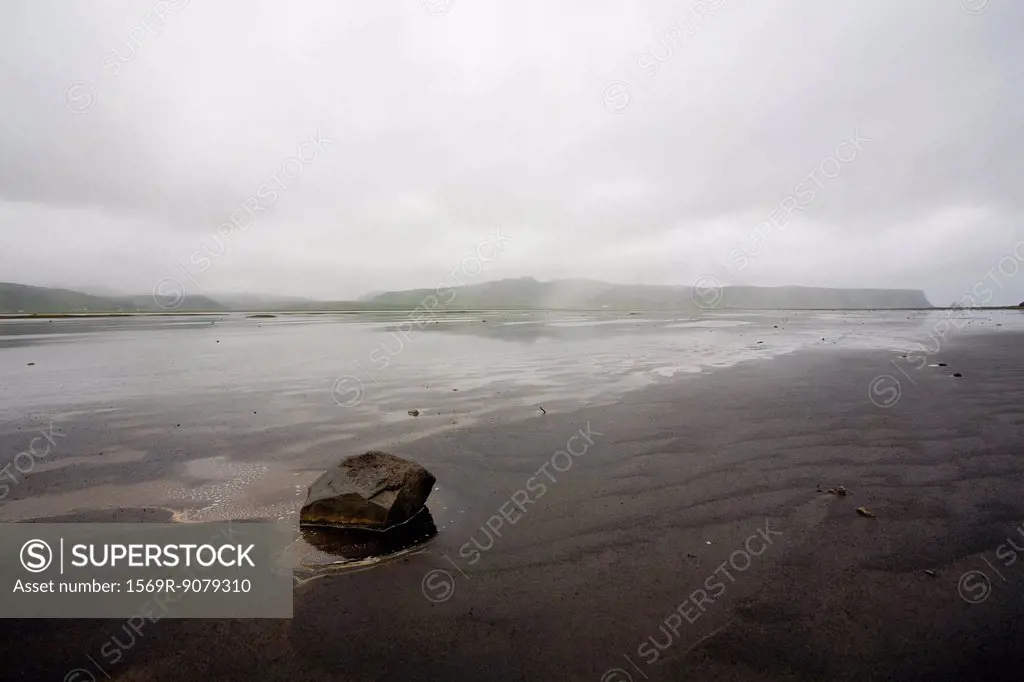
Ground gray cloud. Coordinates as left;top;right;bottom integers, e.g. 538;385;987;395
1;0;1022;305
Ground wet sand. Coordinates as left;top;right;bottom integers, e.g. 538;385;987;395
2;328;1023;680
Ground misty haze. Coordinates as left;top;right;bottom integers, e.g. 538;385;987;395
1;1;1023;681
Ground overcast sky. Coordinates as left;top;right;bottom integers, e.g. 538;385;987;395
1;0;1021;305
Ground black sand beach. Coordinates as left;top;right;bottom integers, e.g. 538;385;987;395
2;330;1024;681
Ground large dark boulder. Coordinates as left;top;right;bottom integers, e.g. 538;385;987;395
300;451;435;530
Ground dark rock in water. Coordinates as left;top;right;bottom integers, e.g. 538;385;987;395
300;451;435;530
300;508;437;562
938;363;947;367
953;372;963;378
408;409;420;417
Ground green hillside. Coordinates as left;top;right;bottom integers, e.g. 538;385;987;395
0;283;227;314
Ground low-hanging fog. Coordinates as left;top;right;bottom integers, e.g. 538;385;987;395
1;0;1022;306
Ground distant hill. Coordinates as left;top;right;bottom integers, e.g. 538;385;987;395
364;277;933;310
0;283;402;314
715;285;931;310
0;279;934;314
0;283;227;313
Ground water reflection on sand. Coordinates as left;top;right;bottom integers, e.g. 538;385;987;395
1;308;1021;530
